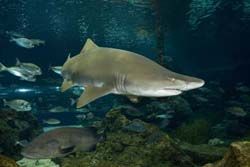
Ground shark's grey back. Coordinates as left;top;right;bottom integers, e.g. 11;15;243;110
74;46;174;85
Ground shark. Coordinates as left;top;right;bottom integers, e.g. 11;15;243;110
61;39;205;108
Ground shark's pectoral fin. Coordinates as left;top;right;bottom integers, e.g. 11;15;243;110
61;79;74;92
77;86;111;108
80;38;98;54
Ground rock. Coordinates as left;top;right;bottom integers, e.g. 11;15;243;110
115;105;145;118
172;119;211;144
61;108;194;167
0;154;18;167
180;142;228;165
17;158;59;167
122;119;146;133
203;141;250;167
0;108;42;158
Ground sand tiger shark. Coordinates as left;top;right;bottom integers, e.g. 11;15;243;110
61;39;205;108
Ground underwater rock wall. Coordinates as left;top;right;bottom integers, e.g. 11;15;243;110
0;108;42;159
204;141;250;167
61;108;194;167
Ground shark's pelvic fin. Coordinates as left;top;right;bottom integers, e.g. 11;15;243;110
77;86;111;108
80;38;98;54
61;79;74;92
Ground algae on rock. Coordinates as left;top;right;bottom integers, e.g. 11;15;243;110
61;109;194;167
17;158;59;167
172;118;211;144
0;154;18;167
203;141;250;167
0;108;42;159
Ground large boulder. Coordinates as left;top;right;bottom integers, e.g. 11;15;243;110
203;141;250;167
179;142;228;165
0;108;42;159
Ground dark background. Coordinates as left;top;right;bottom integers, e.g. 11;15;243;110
0;0;250;85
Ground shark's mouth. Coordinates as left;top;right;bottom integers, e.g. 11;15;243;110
161;88;183;96
163;88;183;92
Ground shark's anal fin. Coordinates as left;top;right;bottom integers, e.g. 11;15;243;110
80;38;98;54
61;79;74;92
77;86;111;108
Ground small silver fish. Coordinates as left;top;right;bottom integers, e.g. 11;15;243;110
226;107;247;117
50;53;70;76
10;37;35;49
155;114;173;119
43;118;61;125
3;99;32;111
10;37;45;49
0;63;37;82
16;58;42;75
75;107;90;113
50;66;62;75
49;106;67;113
76;114;86;120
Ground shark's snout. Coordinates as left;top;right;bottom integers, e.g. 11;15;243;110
183;79;205;91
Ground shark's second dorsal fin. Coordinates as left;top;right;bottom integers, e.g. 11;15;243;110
80;38;98;54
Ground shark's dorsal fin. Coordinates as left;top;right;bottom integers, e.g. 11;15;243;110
77;86;111;108
80;38;98;54
61;79;74;92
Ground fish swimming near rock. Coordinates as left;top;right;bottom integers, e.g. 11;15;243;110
15;58;42;75
155;114;173;119
10;37;45;49
226;106;247;117
43;118;61;125
60;38;205;108
0;63;37;82
21;127;102;159
3;99;32;111
49;106;67;113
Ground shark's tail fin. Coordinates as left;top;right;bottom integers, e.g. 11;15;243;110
0;63;7;72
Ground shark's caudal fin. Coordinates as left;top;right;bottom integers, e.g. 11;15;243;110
80;38;98;54
0;63;7;72
76;86;111;108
